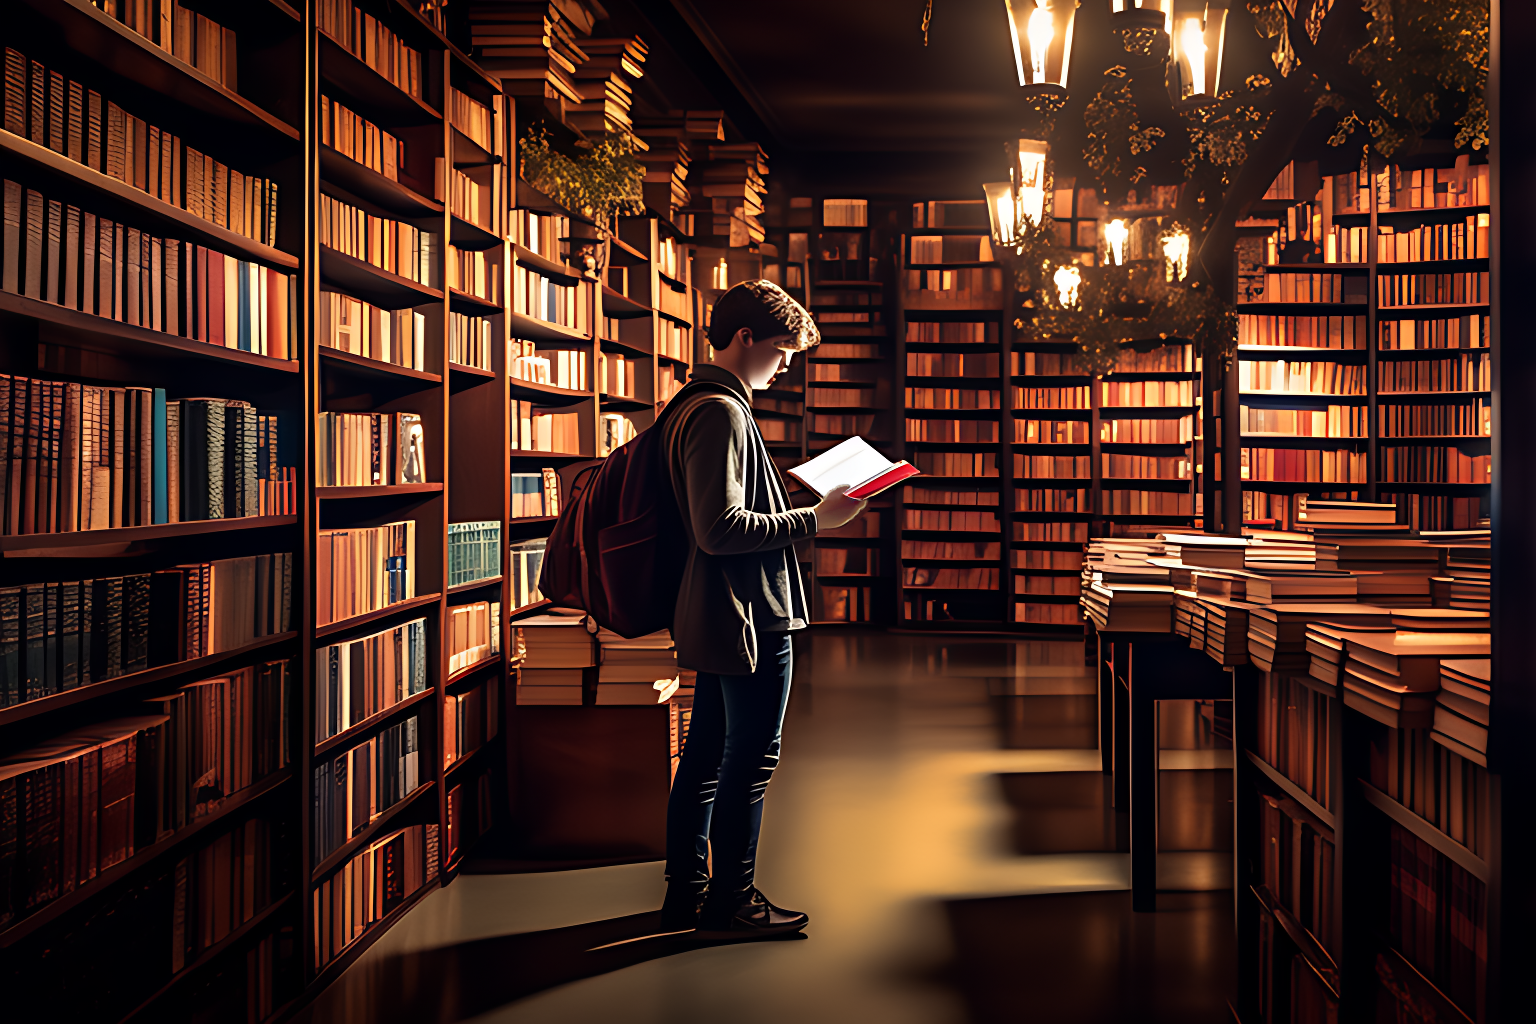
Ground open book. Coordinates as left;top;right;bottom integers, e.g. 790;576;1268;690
787;436;919;500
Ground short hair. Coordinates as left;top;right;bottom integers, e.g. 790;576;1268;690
707;279;820;351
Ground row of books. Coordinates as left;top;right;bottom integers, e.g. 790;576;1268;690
316;0;425;100
1014;418;1092;444
511;402;580;454
903;509;1001;532
170;816;280;975
315;412;426;487
314;620;427;743
312;823;439;970
447;86;494;151
905;387;998;410
1370;722;1488;857
509;340;588;390
816;342;881;358
311;715;422;862
1017;602;1082;625
144;661;291;834
1;380;293;535
1099;417;1194;443
318;194;437;287
814;547;878;574
1016;521;1089;541
439;163;492;233
1013;548;1082;568
1258;795;1337;960
1324;224;1370;264
1016;453;1091;478
1378;314;1489;350
1096;489;1187;515
1255;672;1333;810
810;414;875;436
1015;575;1075;596
1099;380;1194;407
1378;217;1488;262
758;418;796;442
658;364;685;406
1389;493;1485;533
1240;406;1367;437
513;265;586;329
321;94;401;182
818;585;874;623
0;555;293;707
1016;346;1193;374
1241;448;1367;483
1379;446;1490;482
904;320;997;345
1385;161;1490;209
447;599;500;676
443;771;493;866
599;413;638;456
598;353;639;398
1388;823;1483;1018
2;180;296;355
447;244;498;303
905;420;998;442
509;538;546;610
1238;314;1368;349
1378;401;1491;437
511;469;561;520
449;520;503;587
1240;360;1366;395
1379;353;1489;392
904;352;997;377
4;47;277;245
443;677;500;767
1013;386;1090;410
899;540;994;561
315;522;415;627
1100;454;1192;479
512;209;567;260
1242;272;1368;305
913;451;998;476
809;385;875;410
91;0;236;89
819;509;882;539
656;281;693;324
449;312;494;370
1377;271;1488;307
903;485;998;506
320;291;429;370
903;567;998;589
659;320;690;362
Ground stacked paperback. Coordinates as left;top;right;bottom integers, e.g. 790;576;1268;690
596;628;680;704
516;609;592;705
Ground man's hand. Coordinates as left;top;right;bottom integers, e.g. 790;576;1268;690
812;484;869;531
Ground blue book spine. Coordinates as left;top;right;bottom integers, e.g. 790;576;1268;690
152;387;168;523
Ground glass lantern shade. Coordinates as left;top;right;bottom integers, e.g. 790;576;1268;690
1170;1;1229;97
1004;0;1079;89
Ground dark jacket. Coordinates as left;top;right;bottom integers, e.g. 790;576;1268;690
664;364;815;675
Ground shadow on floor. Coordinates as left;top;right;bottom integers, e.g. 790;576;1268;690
995;772;1127;855
996;694;1098;749
294;911;805;1024
938;890;1236;1024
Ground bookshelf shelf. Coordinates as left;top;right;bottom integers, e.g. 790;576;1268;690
658;309;693;328
0;632;298;727
315;483;444;499
0;291;301;373
600;336;655;358
448;362;496;380
1359;780;1488;881
1377;303;1491;315
508;311;590;343
19;0;301;144
317;34;442;128
509;449;589;460
0;767;293;949
447;575;504;595
658;353;691;367
450;216;502;252
0;515;299;557
608;235;648;266
601;396;653;412
601;286;651;317
512;243;581;283
319;247;443;308
319;146;443;217
320;347;443;385
444;740;497;779
450;288;502;315
1237;346;1369;361
313;688;437;760
507;598;553;622
314;594;442;642
447;653;502;686
508;378;594;404
312;781;437;880
0;128;301;268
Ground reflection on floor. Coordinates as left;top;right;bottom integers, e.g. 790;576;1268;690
296;632;1234;1024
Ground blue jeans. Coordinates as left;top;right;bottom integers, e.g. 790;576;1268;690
665;632;794;902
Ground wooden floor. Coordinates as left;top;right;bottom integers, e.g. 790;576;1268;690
296;631;1235;1024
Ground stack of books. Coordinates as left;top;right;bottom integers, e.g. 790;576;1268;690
637;110;724;222
1434;658;1491;761
1340;631;1489;730
516;609;592;704
595;628;680;704
568;36;647;137
701;142;768;246
1248;604;1391;673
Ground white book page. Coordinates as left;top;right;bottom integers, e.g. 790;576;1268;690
789;436;892;497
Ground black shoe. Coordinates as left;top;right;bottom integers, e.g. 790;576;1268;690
660;884;706;932
695;887;809;939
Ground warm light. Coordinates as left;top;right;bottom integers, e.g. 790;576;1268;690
983;181;1020;247
1105;219;1128;266
1206;1;1229;95
712;258;729;290
1004;0;1028;87
1180;17;1207;95
1027;6;1054;84
1016;138;1049;227
1053;264;1081;306
1162;229;1190;281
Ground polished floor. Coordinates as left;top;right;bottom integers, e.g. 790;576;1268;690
299;633;1235;1024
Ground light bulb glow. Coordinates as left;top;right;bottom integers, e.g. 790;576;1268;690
1016;139;1049;227
1181;17;1207;95
1027;6;1054;85
983;181;1020;246
1162;230;1190;282
1053;264;1081;307
1105;219;1128;266
1004;1;1028;87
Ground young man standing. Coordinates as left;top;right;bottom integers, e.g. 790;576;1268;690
661;280;867;938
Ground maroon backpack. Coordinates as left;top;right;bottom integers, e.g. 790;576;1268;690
538;380;734;638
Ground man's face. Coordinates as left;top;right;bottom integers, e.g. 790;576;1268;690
741;332;797;389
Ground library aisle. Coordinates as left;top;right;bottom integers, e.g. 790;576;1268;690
294;633;1233;1024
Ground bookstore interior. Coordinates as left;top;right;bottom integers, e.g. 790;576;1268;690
0;0;1523;1022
